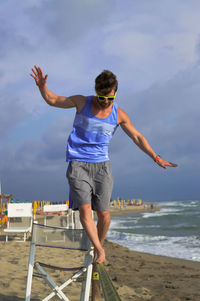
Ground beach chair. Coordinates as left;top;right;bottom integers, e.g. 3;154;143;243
43;204;69;228
4;203;33;242
25;222;93;301
43;204;83;230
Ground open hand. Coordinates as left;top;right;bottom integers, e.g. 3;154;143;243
30;65;48;87
157;158;178;169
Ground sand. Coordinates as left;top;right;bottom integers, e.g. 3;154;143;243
104;240;200;301
109;204;162;216
0;209;200;301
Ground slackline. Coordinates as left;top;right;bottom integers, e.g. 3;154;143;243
96;264;121;301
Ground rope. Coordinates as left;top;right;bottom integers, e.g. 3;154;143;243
35;261;84;271
96;264;121;301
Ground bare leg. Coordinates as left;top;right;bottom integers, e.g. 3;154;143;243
79;204;105;264
93;211;110;262
96;211;110;246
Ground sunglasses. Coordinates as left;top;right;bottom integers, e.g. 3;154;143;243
97;92;116;102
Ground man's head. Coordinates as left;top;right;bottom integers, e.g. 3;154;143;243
95;70;118;96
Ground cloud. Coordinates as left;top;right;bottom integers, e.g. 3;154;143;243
0;25;31;59
102;14;199;90
0;116;73;200
0;95;27;139
28;0;116;46
118;64;200;157
0;116;73;171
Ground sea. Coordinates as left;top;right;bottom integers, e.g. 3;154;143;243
107;200;200;262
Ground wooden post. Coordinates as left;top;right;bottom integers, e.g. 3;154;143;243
91;264;102;301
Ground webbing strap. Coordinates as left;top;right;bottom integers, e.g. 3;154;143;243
35;261;84;271
96;264;121;301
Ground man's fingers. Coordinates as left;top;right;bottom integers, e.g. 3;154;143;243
37;67;47;81
31;68;37;77
163;161;178;168
158;159;178;169
30;73;36;79
31;65;47;85
38;67;43;77
34;65;39;72
168;162;178;167
34;65;40;75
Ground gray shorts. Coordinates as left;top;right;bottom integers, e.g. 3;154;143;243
66;160;113;212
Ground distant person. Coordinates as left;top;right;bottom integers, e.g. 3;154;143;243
30;66;178;264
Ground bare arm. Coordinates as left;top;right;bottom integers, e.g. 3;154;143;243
118;107;178;169
30;65;86;110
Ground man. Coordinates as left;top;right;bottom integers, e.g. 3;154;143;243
30;66;177;264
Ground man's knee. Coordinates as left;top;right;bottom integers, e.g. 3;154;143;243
97;211;110;223
79;204;92;221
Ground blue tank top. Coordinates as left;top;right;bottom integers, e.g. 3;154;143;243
66;96;119;162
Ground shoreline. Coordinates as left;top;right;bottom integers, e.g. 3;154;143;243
109;204;162;216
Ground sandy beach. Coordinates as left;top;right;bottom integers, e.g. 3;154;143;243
0;208;200;301
109;204;162;216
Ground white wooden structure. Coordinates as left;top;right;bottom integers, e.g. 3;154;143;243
43;204;83;230
43;204;69;227
4;203;33;242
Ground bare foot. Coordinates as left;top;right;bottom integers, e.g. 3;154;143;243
94;247;105;264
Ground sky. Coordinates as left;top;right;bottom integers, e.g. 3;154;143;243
0;0;200;202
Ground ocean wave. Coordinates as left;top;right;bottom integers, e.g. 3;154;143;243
107;230;167;242
107;231;200;262
141;208;183;220
110;218;139;228
157;200;200;208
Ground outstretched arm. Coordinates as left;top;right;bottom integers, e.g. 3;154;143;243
30;65;85;110
118;108;178;169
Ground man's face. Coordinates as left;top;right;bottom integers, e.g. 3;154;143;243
96;89;116;108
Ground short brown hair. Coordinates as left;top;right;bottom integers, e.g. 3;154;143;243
95;70;118;95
